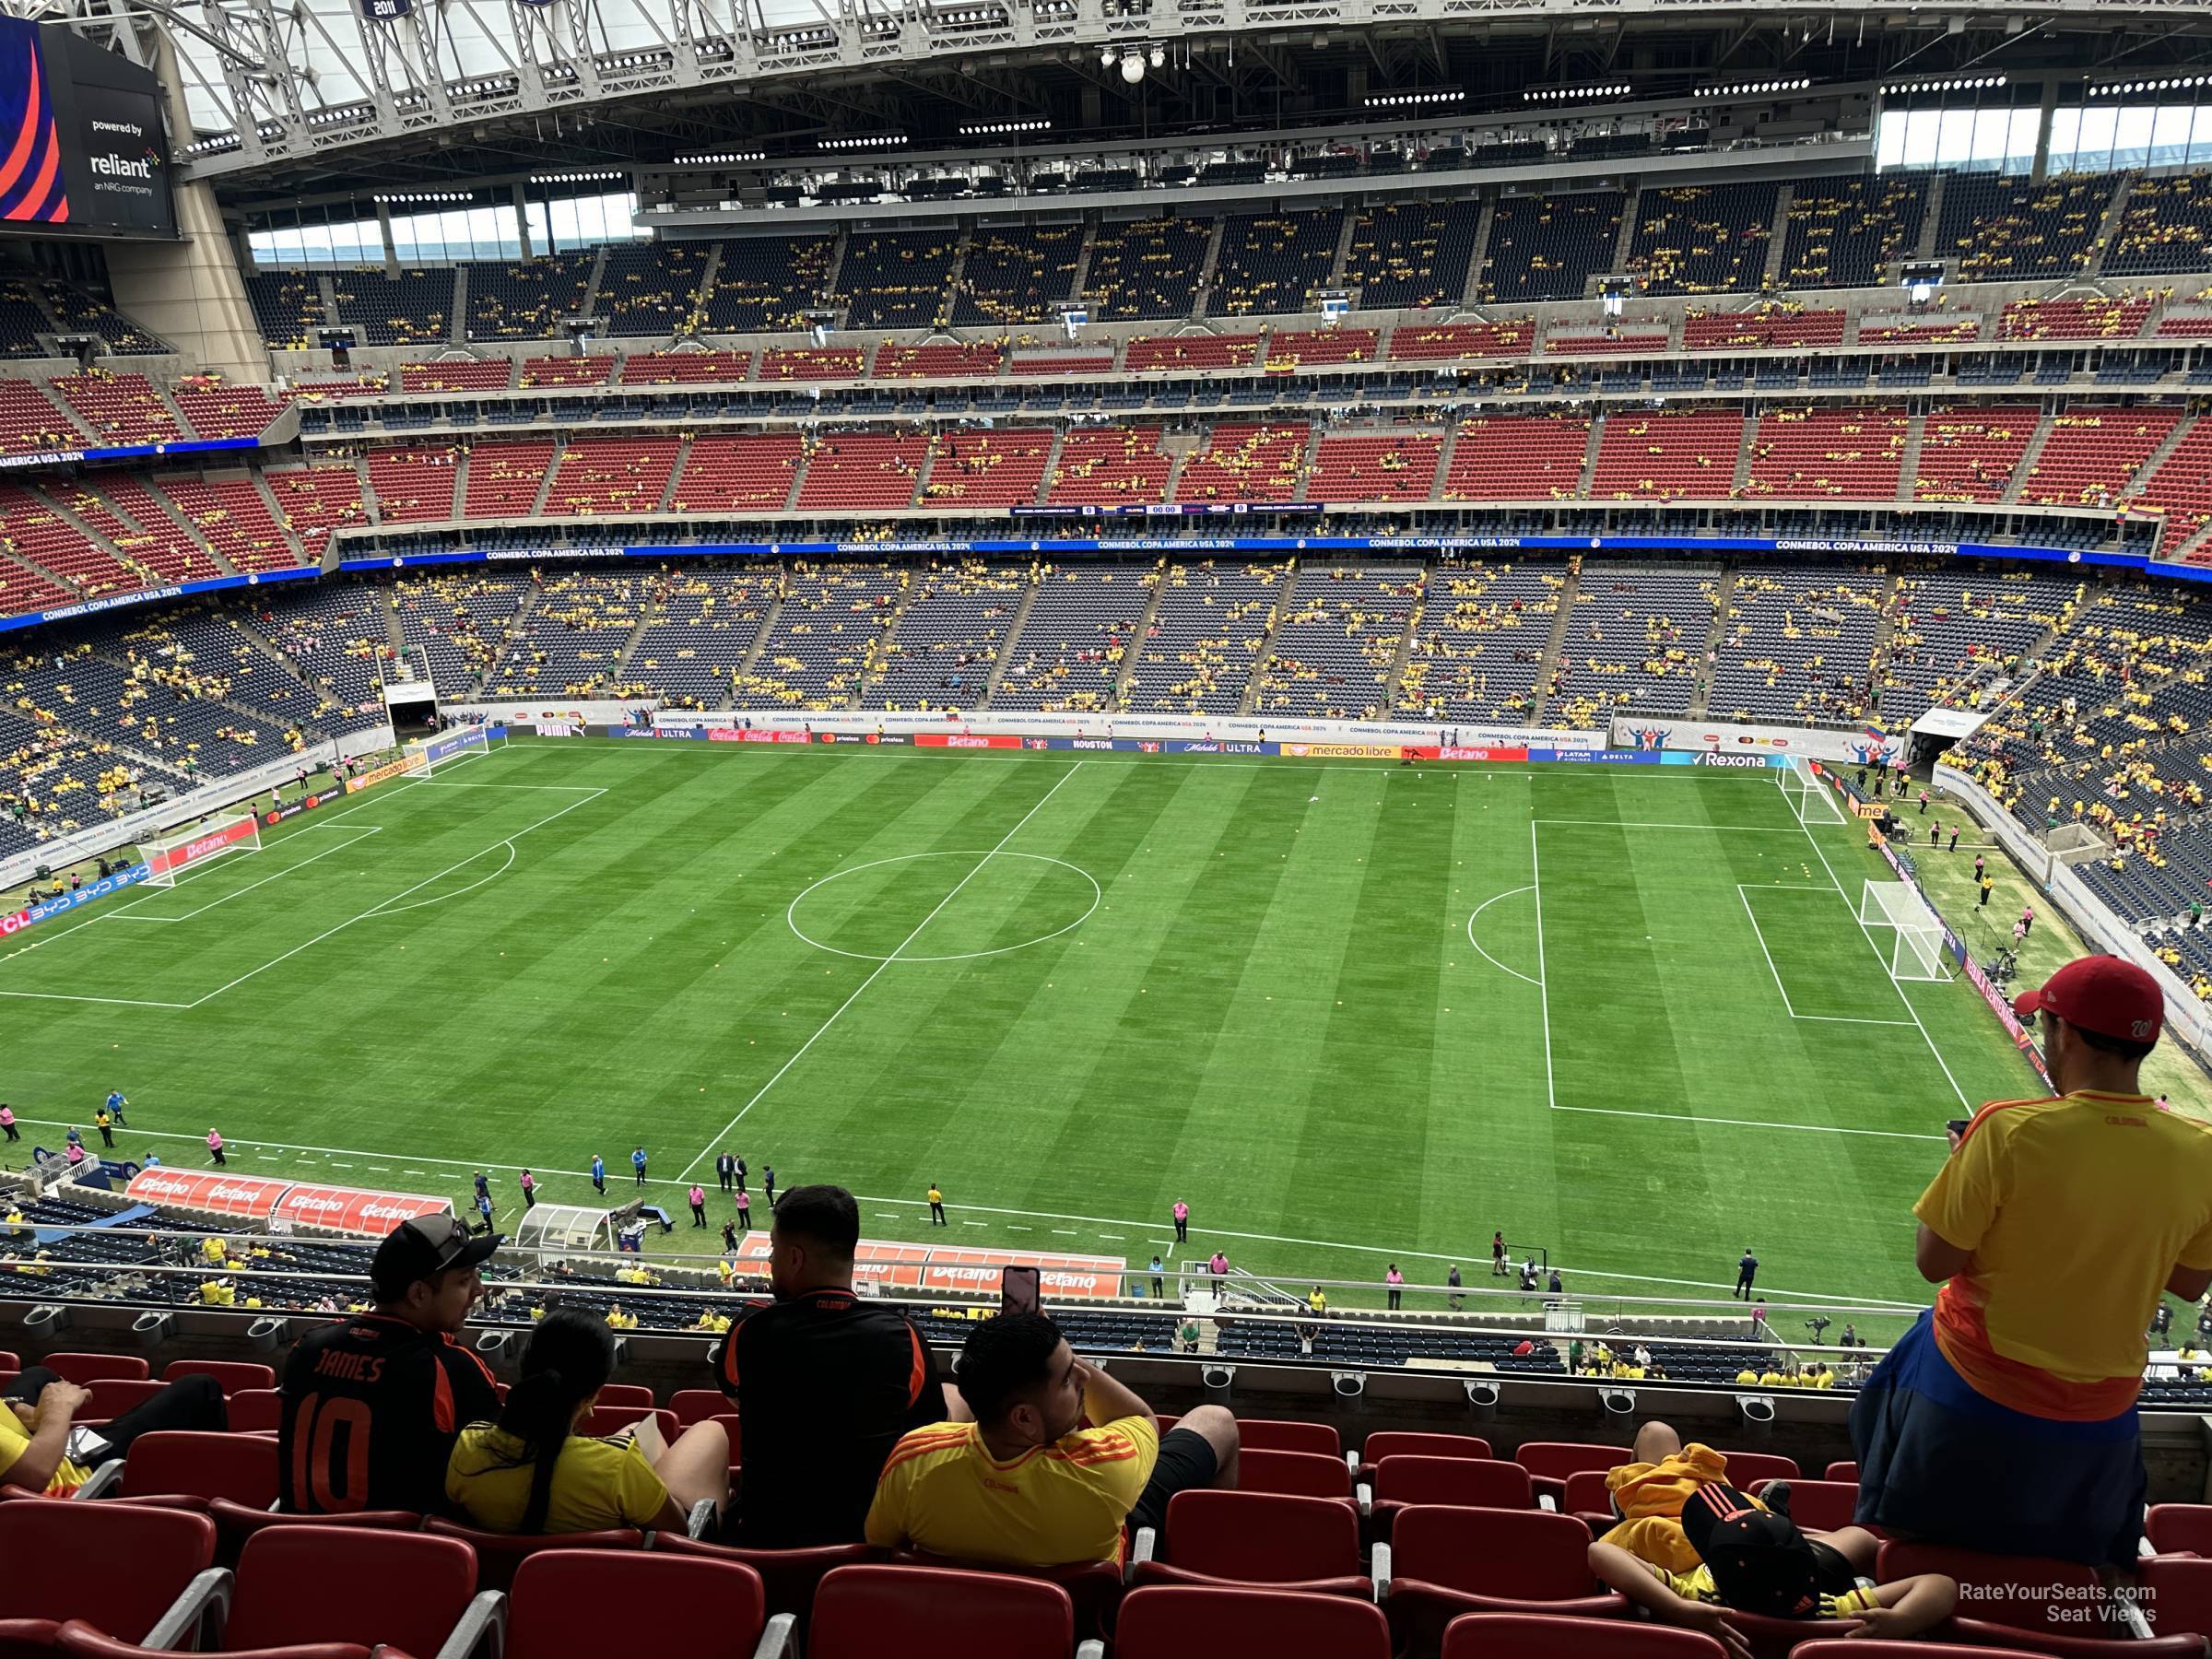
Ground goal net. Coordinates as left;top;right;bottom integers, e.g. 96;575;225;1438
1778;757;1848;825
1859;879;1948;982
410;724;505;779
139;811;262;888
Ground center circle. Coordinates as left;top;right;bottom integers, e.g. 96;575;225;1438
786;851;1102;963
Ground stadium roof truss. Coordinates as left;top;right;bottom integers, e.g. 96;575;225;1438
40;0;2202;190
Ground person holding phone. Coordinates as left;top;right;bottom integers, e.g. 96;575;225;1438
865;1311;1241;1570
1853;955;2212;1565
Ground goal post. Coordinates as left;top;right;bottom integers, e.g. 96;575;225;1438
1859;879;1948;982
410;724;501;779
1779;757;1848;826
138;811;262;888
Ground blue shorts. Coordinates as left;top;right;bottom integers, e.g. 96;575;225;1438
1850;1309;2145;1566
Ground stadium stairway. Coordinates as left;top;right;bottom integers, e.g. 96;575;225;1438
1686;569;1736;717
983;577;1045;704
1527;563;1586;725
1234;566;1306;718
1106;563;1171;712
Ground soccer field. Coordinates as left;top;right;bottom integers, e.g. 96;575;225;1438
0;738;2052;1324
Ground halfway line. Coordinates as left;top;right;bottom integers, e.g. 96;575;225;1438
674;762;1085;1181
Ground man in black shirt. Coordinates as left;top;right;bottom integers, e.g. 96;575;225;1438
276;1214;501;1515
712;1184;957;1547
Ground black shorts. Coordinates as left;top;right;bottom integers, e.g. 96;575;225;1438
1127;1427;1218;1536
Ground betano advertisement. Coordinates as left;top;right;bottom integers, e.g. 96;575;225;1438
124;1168;453;1237
0;20;172;238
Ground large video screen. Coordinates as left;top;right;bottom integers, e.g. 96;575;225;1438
0;18;172;239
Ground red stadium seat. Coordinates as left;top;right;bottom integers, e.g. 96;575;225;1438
162;1360;276;1394
2151;1505;2212;1556
423;1516;645;1594
56;1524;494;1658
80;1378;166;1422
206;1501;420;1569
43;1354;149;1385
1877;1542;2206;1657
1363;1432;1492;1464
1779;1479;1860;1534
1562;1468;1615;1528
1385;1505;1626;1654
1118;1584;1392;1659
1371;1456;1535;1535
1130;1489;1371;1598
670;1388;728;1428
1238;1448;1355;1500
0;1500;218;1652
1237;1419;1343;1456
1516;1441;1628;1506
0;1350;19;1374
224;1390;281;1434
657;1535;883;1624
812;1565;1073;1659
506;1548;772;1659
1822;1461;1859;1483
1441;1612;1727;1659
1715;1451;1798;1489
891;1549;1123;1641
2140;1556;2212;1640
580;1405;677;1444
118;1430;278;1509
594;1383;656;1409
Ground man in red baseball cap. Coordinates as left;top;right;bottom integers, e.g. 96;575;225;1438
1852;953;2212;1565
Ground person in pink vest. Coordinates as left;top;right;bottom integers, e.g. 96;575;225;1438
1207;1251;1228;1295
735;1187;752;1231
689;1184;709;1228
1386;1265;1405;1311
0;1104;16;1143
206;1128;225;1166
518;1169;537;1210
1172;1199;1189;1243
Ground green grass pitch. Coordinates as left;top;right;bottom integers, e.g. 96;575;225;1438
0;739;2055;1327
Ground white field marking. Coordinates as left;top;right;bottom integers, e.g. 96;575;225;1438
367;842;516;917
1791;814;1974;1111
107;828;385;924
1552;1103;1947;1144
1535;819;1810;832
786;850;1101;963
675;762;1086;1182
0;985;193;1007
1053;1229;1078;1235
1528;820;1557;1115
1739;883;1800;1016
8;1114;1913;1309
1465;884;1542;988
1740;883;1901;1025
175;788;605;1009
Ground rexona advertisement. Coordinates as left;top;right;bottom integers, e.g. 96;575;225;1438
0;20;172;237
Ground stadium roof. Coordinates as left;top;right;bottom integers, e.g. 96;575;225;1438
47;0;2212;198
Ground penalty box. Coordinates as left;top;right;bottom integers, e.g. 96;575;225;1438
0;776;599;1010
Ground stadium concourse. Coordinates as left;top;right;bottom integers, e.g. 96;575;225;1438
13;0;2212;1645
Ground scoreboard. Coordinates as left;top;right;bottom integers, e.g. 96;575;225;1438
0;18;173;240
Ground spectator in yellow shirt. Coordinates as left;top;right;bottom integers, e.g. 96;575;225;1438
865;1312;1241;1569
445;1309;727;1535
1855;956;2212;1565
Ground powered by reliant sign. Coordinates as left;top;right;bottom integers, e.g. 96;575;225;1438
41;23;174;237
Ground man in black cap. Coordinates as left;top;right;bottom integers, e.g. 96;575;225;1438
276;1212;501;1514
1589;1476;1956;1646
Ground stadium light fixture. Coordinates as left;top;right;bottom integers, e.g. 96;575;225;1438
1699;76;1812;97
1886;74;2007;95
958;119;1051;135
676;151;767;165
1363;88;1465;108
1525;83;1631;102
818;133;907;150
531;170;625;184
2096;75;2210;97
373;191;476;205
1148;44;1164;67
1120;52;1146;84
